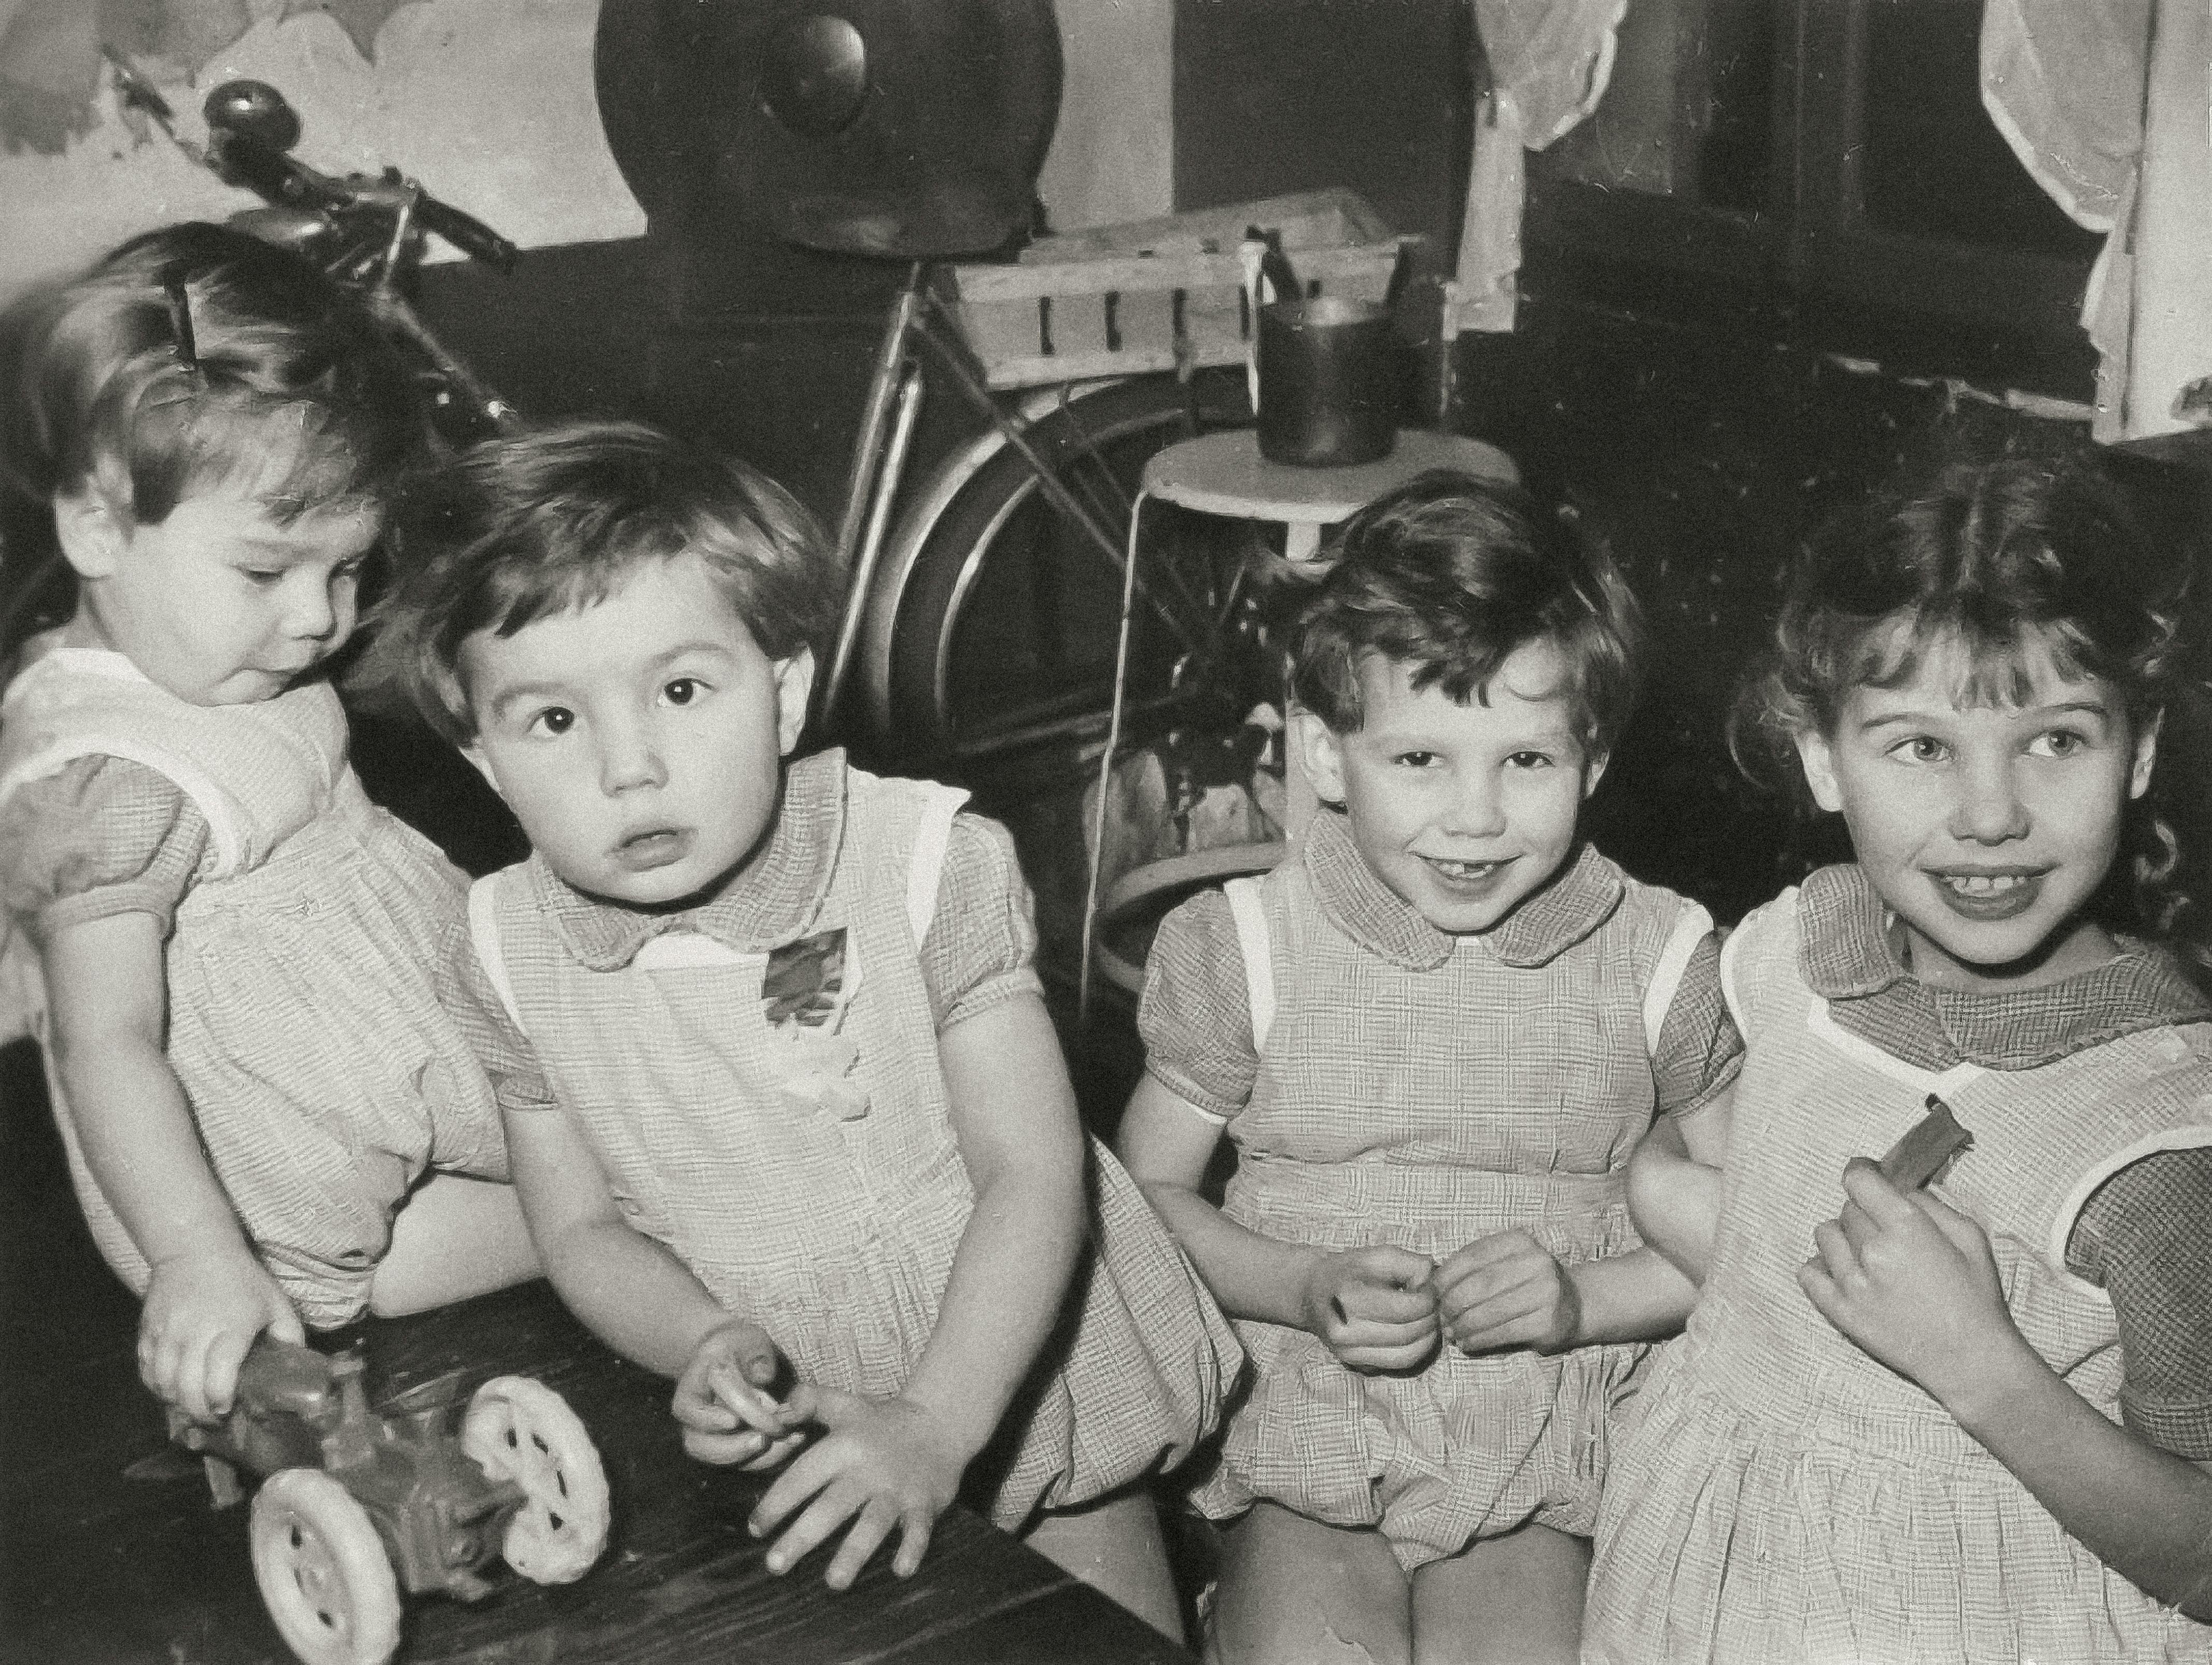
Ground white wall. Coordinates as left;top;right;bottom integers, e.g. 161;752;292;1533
1035;0;1173;234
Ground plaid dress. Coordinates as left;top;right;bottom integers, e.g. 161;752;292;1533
1586;869;2212;1664
1139;810;1738;1570
0;647;507;1327
465;756;1242;1530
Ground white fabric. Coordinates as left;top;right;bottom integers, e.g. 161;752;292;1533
469;874;526;1034
1640;902;1713;1058
1983;0;2212;441
1224;875;1276;1053
1451;0;1627;332
905;781;970;946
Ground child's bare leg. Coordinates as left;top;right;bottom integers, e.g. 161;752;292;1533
1024;1487;1182;1640
1409;1521;1587;1665
368;1174;540;1317
1210;1501;1409;1665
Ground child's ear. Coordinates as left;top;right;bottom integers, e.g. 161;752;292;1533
1293;708;1346;806
1794;727;1846;814
53;487;128;579
458;739;504;799
1583;749;1611;800
773;647;817;755
2130;709;2162;800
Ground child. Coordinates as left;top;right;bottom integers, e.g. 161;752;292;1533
1117;472;1743;1665
365;419;1240;1633
0;223;537;1426
1593;457;2212;1662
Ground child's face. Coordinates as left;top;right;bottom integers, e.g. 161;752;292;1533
459;555;815;909
1794;628;2157;992
1298;639;1605;935
57;486;376;705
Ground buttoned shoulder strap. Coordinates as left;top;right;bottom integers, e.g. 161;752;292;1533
468;873;527;1036
1224;876;1276;1052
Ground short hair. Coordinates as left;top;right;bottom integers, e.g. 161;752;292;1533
1288;470;1645;754
365;419;840;741
0;221;420;526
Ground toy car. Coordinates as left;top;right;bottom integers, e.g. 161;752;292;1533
167;1337;610;1665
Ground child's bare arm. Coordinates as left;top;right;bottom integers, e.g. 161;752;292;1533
1803;1159;2212;1619
501;1099;739;1378
1627;1085;1732;1283
749;990;1083;1586
1118;1074;1436;1370
43;911;301;1420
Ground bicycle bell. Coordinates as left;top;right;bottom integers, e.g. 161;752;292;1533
204;80;302;152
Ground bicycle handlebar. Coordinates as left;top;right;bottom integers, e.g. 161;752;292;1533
211;132;518;273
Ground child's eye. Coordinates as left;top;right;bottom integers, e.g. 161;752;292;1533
1392;751;1440;768
240;567;286;586
1505;750;1553;769
528;706;577;737
662;677;706;707
1891;735;1950;764
2029;729;2087;759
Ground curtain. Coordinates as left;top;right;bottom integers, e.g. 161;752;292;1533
1449;0;1628;333
1984;0;2212;441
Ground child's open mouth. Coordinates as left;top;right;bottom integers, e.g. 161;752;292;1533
1422;855;1512;885
615;828;692;872
1929;868;2045;920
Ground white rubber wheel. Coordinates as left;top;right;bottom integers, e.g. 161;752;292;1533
248;1468;403;1665
460;1374;610;1585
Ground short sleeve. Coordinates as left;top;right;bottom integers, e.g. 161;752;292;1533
0;755;211;940
1653;931;1745;1119
2064;1145;2212;1459
433;914;558;1118
1136;888;1256;1123
917;812;1043;1032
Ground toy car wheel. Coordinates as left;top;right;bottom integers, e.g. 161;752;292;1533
461;1374;610;1584
248;1468;403;1665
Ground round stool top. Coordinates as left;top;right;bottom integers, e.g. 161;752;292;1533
1140;429;1518;525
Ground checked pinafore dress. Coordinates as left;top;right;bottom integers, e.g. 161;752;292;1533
466;757;1242;1530
1587;871;2212;1664
1141;811;1734;1570
0;647;506;1327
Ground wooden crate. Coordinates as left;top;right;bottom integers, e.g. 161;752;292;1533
942;189;1418;390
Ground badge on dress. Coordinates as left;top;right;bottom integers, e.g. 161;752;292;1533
762;928;869;1121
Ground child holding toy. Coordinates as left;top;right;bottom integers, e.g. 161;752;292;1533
0;223;536;1425
366;418;1240;1634
1117;471;1742;1664
1595;457;2212;1661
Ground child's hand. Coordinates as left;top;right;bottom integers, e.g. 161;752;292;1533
139;1246;303;1423
1432;1229;1581;1354
747;1386;968;1589
1798;1158;2028;1407
674;1321;807;1468
1299;1246;1439;1374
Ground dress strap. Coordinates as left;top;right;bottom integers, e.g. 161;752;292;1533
1642;900;1715;1056
468;874;527;1036
904;781;972;945
1224;876;1276;1052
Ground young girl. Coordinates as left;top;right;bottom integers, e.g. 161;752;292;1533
1117;473;1743;1665
365;419;1240;1635
1595;457;2212;1662
0;223;536;1427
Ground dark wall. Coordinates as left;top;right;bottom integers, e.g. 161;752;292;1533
1173;0;1469;247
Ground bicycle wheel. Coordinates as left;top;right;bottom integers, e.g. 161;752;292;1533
856;369;1259;776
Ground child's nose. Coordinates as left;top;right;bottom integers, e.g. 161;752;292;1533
1441;773;1507;838
1951;757;2031;843
598;724;667;795
283;578;339;641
